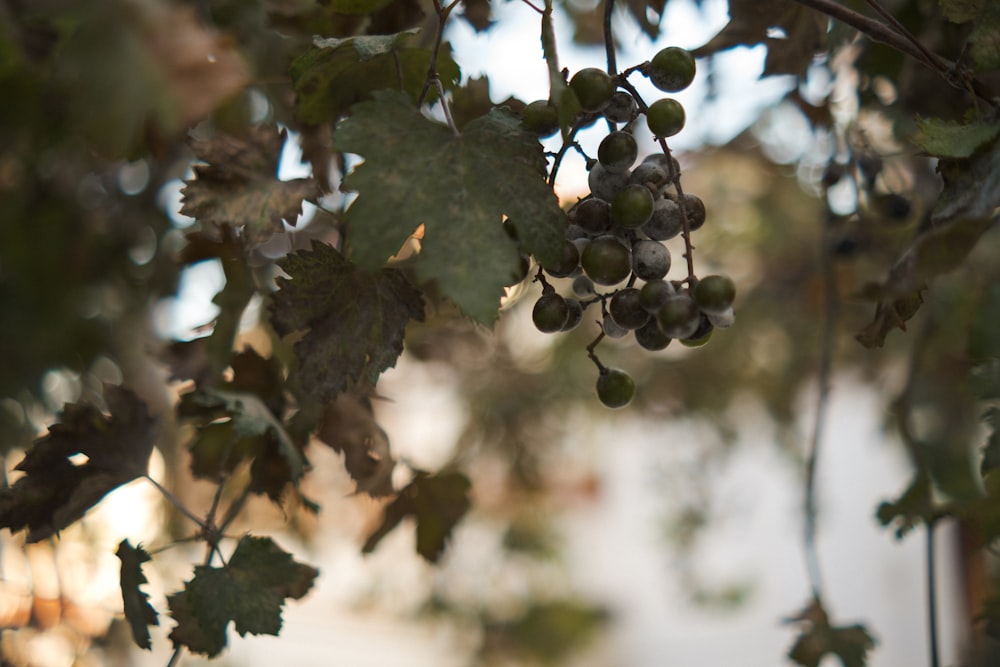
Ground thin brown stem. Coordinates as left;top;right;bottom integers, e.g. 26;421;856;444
435;78;460;136
603;0;617;76
143;475;206;530
518;0;544;14
418;0;460;107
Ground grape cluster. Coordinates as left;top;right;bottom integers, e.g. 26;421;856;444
523;47;737;409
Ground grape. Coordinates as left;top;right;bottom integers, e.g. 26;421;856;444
707;306;735;329
645;47;696;93
561;298;584;332
656;294;700;339
631;240;670;280
603;91;637;123
542;239;581;278
574;198;611;236
598;131;638;174
647;98;685;138
681;193;706;230
611;184;654;229
602;313;629;338
693;274;735;314
680;313;713;347
532;293;570;333
596;368;635;408
569;67;615;112
641;152;680;178
639;278;675;312
521;100;559;137
572;274;596;297
634;318;671;351
588;162;630;201
642;198;683;241
629;161;668;188
609;288;650;330
581;235;631;286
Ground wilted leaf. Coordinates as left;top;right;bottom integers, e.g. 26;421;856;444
168;536;318;657
181;126;320;247
875;472;935;538
290;30;459;125
270;241;425;401
362;470;471;562
912;116;1000;159
691;0;826;77
56;2;247;157
317;394;395;497
334;90;566;323
786;600;876;667
0;385;157;542
116;540;159;650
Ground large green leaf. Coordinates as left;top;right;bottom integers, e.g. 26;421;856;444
334;91;566;323
290;30;460;125
269;241;425;401
168;536;318;657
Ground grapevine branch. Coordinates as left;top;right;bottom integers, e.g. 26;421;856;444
418;0;461;135
603;0;617;76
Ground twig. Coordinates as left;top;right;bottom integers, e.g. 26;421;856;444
143;475;206;530
435;78;460;136
518;0;544;14
603;0;617;76
927;522;941;667
417;0;460;107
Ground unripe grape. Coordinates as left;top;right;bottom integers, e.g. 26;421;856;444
609;288;650;330
574;198;611;235
596;368;636;408
634;318;672;351
693;274;736;314
611;184;654;229
642;198;683;241
598;131;638;174
542;239;581;278
570;67;615;112
646;98;686;138
532;293;570;333
581;235;631;285
680;313;714;347
639;278;675;312
603;91;637;123
631;240;671;280
521;100;559;137
645;47;696;92
588;163;630;201
656;294;700;339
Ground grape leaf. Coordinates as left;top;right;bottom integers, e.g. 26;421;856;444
912;116;1000;159
168;536;318;657
269;241;425;401
290;30;460;125
786;600;876;667
317;393;396;497
968;3;1000;71
0;385;157;543
875;472;935;538
939;0;986;23
116;540;159;650
691;0;827;77
362;470;471;562
180;125;320;247
334;90;566;323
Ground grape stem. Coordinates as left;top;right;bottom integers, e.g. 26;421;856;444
418;0;462;133
586;331;607;371
603;0;617;76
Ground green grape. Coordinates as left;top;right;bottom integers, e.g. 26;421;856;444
641;198;683;241
598;131;638;174
645;47;696;93
521;100;559;137
611;184;654;229
680;314;714;347
532;293;570;333
681;193;706;230
634;318;672;351
570;67;615;112
629;161;668;188
581;235;631;285
596;368;636;408
693;274;736;314
639;278;675;312
561;298;584;332
646;98;686;138
609;288;650;330
542;239;581;278
574;198;612;236
603;91;637;123
631;240;670;280
656;294;700;339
